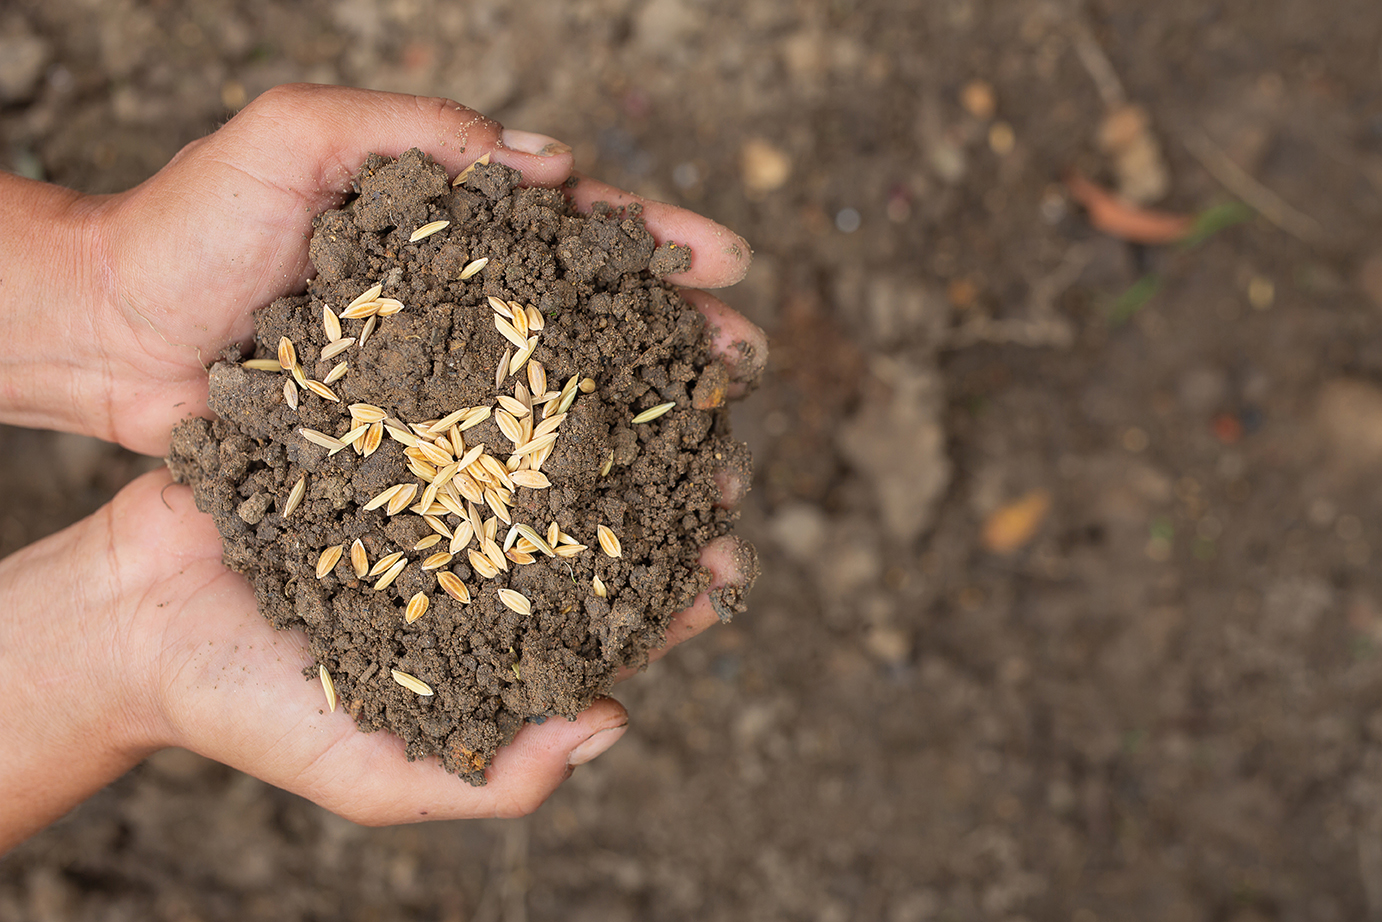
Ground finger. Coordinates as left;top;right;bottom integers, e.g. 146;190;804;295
617;535;759;680
563;172;753;288
681;288;769;398
211;83;576;206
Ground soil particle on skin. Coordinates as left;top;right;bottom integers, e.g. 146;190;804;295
167;149;755;783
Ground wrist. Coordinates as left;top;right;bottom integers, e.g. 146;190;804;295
0;172;117;441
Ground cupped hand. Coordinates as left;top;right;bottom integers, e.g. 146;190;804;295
83;83;758;455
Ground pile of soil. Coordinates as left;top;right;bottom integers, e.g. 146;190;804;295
167;149;754;782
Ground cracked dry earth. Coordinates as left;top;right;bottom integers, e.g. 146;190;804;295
167;149;755;781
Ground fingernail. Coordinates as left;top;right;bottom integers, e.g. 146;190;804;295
567;723;628;767
500;129;572;158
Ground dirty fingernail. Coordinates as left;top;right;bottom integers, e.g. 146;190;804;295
567;723;628;767
501;129;572;157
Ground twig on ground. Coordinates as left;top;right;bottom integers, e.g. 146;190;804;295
1181;127;1327;246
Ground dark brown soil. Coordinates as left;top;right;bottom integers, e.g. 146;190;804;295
167;149;751;780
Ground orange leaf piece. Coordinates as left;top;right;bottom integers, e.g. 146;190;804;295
1065;170;1194;245
982;489;1052;554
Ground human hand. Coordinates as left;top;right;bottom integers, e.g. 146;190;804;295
6;83;759;456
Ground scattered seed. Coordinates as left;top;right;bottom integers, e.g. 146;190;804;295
498;588;532;616
514;431;559;457
532;412;566;440
487;295;512;318
547;521;561;547
421;550;454;571
243;358;283;372
291;362;308;387
600;452;615;477
632;402;676;424
284;475;307;517
414;534;442;551
386;483;419;516
430;407;472;433
409;220;450;243
404;592;430;623
340;300;380;320
436;490;468;519
385;425;421;448
452;152;490;186
390;668;433;696
304;380;339;402
364;484;403;512
527;360;547;396
507;548;536;565
554;375;580;415
510;302;529;337
459;256;489;280
509;337;538;376
495;409;524;445
363;421;384;456
483;536;508;572
480;454;515;490
494;395;529;419
496;347;511;390
315;544;344;579
278;336;297;370
375;298;405;316
346;283;383;312
323;361;348;385
592;576;607;598
348;403;387;423
437;570;471;603
469;549;500;580
359;315;378;347
369;550;404;577
510;470;551;491
484;488;512;525
526;304;545;332
321;305;342;342
516;523;556;557
320;337;354;361
320;664;338;712
350;539;369;578
374;557;408;591
597;524;622;558
494;314;529;350
284;377;299;410
449;520;475;554
554;542;589;558
579;377;596;393
460;406;492;432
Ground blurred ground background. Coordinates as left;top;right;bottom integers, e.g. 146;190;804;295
4;0;1382;919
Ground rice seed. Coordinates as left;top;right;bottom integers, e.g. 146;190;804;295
284;377;299;410
484;487;512;525
480;453;515;490
320;664;338;712
315;544;344;579
414;534;442;551
459;256;489;280
243;358;283;372
449;520;475;554
483;537;508;572
369;550;404;577
305;380;339;402
496;395;530;418
498;588;532;616
376;298;405;316
430;406;472;433
421;551;454;571
436;490;468;519
359;315;378;347
373;557;408;591
632;402;676;424
531;412;566;440
547;521;561;547
509;337;538;377
533;389;561;406
323;361;348;385
510;302;529;337
320;304;342;342
385;425;421;448
278;336;297;370
363;421;384;456
350;539;369;578
526;304;545;332
496;347;511;390
507;548;536;565
516;523;556;557
363;484;402;512
487;295;512;319
290;363;308;388
600;453;614;477
409;220;450;243
348;403;385;423
404;592;430;623
390;668;433;696
495;409;524;445
597;524;622;558
346;283;383;312
593;576;607;598
509;470;551;492
527;360;547;397
557;530;580;546
493;314;528;350
554;376;580;415
386;483;419;516
437;571;471;603
320;337;355;361
340;300;381;320
452;152;491;186
284;475;307;517
469;549;500;580
514;432;559;457
554;542;589;558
